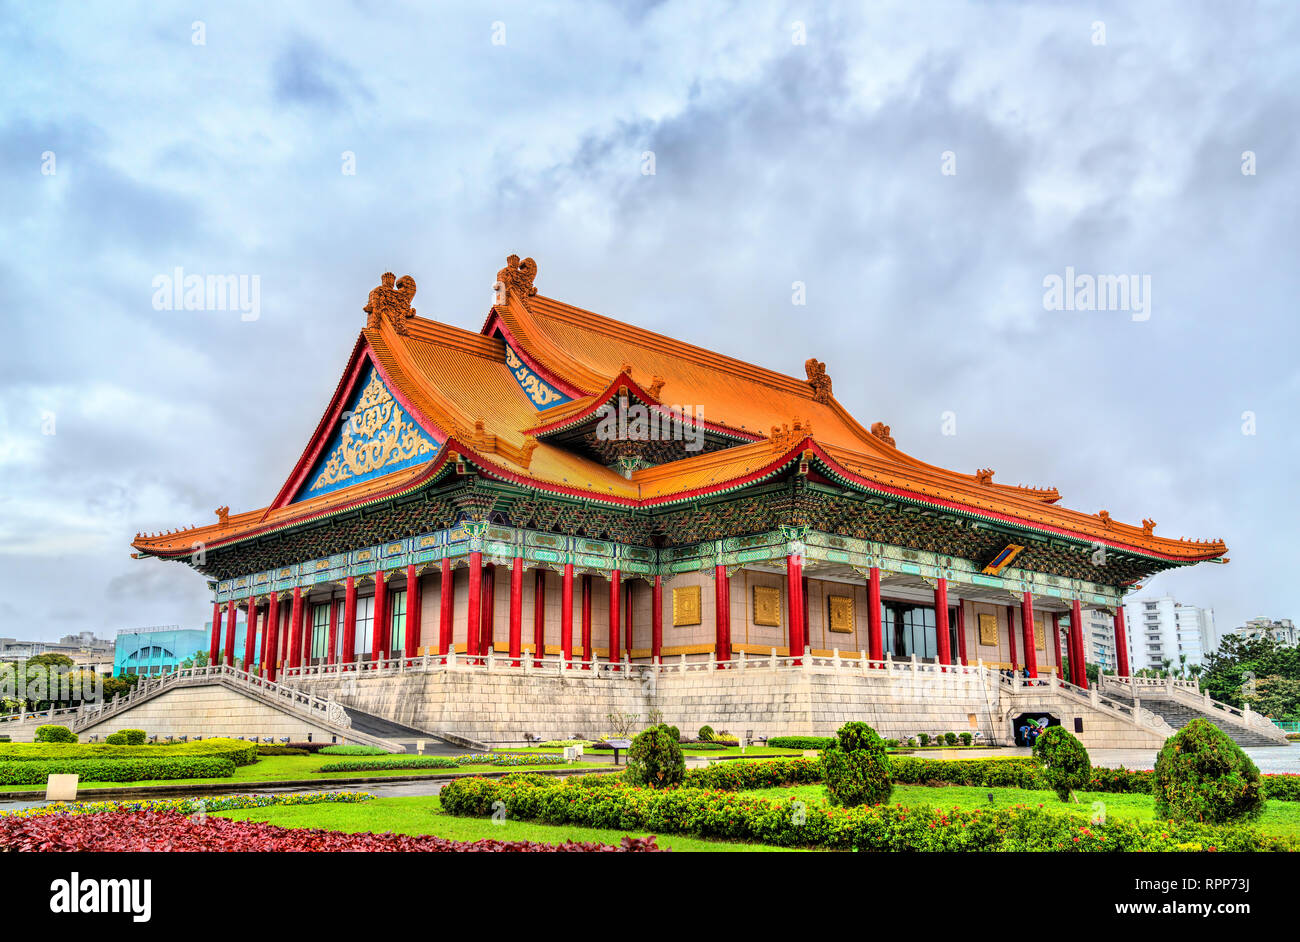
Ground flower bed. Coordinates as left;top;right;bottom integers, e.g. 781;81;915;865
0;791;374;819
439;776;1297;852
0;757;236;786
450;753;569;767
0;810;664;852
316;757;460;773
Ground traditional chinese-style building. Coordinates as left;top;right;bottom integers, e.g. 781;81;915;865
128;256;1230;742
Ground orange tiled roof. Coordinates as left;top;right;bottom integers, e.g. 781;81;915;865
131;261;1226;565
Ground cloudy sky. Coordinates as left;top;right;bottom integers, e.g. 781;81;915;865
2;1;1296;642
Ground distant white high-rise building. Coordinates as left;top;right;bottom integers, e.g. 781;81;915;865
1233;617;1297;647
1087;608;1120;671
1123;595;1217;673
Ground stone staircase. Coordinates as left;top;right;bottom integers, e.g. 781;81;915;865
1101;686;1285;747
340;705;471;754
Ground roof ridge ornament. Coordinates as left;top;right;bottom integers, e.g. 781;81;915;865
804;358;832;403
769;417;813;451
215;506;229;526
364;272;417;335
869;422;895;447
975;468;995;485
495;254;538;301
1142;518;1157;536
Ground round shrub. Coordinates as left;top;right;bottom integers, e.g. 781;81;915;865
34;725;77;744
697;725;715;741
624;725;685;789
104;732;127;745
1032;727;1091;801
820;721;891;807
118;729;147;746
959;732;973;746
944;732;958;746
1152;719;1265;824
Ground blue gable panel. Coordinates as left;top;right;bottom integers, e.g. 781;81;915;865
500;334;573;410
293;366;441;502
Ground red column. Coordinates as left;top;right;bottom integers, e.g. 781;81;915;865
372;572;387;663
1021;591;1039;678
258;597;270;673
934;578;951;666
533;569;547;667
787;553;805;664
624;581;634;657
1005;604;1018;671
1071;598;1088;689
209;602;222;664
608;570;621;667
264;594;280;681
404;564;419;659
561;563;574;665
279;600;290;665
1051;612;1064;678
341;576;357;668
651;574;663;663
466;552;482;661
327;596;339;667
508;557;523;666
867;567;882;663
1114;605;1130;677
243;598;258;671
224;598;238;667
438;558;453;657
287;587;303;670
581;574;593;668
480;563;496;657
956;600;968;666
715;564;732;664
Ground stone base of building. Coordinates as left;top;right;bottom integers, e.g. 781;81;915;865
289;660;1172;749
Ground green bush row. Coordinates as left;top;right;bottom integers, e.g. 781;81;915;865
317;745;389;756
679;755;1300;802
765;736;835;750
439;776;1296;852
0;738;259;767
0;757;236;785
315;757;459;773
256;746;309;756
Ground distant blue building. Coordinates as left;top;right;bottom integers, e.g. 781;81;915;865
114;622;259;676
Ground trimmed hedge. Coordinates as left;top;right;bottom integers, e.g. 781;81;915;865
1153;719;1266;824
0;757;235;786
256;746;309;756
118;729;147;746
766;736;835;751
440;776;1298;852
317;745;388;756
0;738;258;767
678;756;1300;803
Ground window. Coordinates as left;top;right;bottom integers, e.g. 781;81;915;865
880;601;958;660
388;589;406;657
355;595;374;658
310;603;330;662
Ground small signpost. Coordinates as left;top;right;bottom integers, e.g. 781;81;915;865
46;774;78;802
606;738;632;765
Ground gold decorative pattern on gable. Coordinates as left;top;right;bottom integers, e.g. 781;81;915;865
309;370;437;494
752;585;781;627
827;595;854;633
672;585;702;626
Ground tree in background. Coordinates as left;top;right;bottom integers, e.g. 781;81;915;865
1201;635;1300;708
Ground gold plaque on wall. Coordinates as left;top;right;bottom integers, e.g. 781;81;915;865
827;595;854;634
753;585;782;627
978;613;999;646
1034;616;1046;650
672;585;702;626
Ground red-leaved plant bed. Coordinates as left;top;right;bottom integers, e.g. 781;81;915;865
0;811;665;853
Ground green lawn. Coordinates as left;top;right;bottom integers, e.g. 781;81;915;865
215;794;804;852
0;754;603;793
737;783;1300;838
